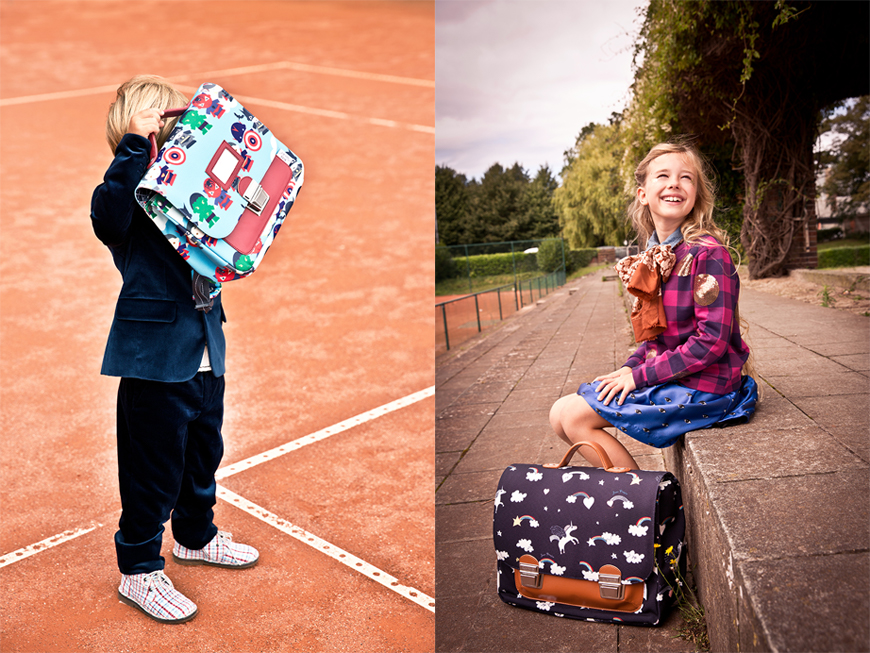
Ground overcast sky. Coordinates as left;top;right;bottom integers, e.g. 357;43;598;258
435;0;644;181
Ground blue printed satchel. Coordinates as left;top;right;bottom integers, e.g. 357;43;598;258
135;82;304;308
493;441;686;626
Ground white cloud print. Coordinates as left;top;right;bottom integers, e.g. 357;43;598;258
623;550;645;564
549;563;566;576
517;539;534;553
496;550;509;561
628;524;649;537
526;469;543;481
510;490;527;503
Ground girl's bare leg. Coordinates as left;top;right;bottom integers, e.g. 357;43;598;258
549;394;639;470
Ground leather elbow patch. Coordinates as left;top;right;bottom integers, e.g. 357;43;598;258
693;274;720;306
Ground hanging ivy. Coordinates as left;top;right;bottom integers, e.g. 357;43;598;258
622;0;868;278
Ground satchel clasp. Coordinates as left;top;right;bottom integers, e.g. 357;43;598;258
242;181;270;215
598;565;625;600
518;556;542;589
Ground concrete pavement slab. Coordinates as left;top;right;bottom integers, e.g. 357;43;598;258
438;271;869;652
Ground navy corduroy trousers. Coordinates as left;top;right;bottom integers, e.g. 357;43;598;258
114;372;225;575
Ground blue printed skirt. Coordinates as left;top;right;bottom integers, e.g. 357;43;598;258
577;375;758;448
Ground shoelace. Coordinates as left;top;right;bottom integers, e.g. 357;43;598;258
140;570;174;592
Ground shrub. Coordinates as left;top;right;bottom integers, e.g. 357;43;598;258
817;227;844;242
537;239;565;273
568;248;599;271
817;245;870;269
451;252;538;277
435;245;455;282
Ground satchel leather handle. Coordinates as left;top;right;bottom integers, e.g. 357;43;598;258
543;441;630;473
148;107;188;166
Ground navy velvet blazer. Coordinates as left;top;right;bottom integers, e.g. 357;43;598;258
91;134;226;382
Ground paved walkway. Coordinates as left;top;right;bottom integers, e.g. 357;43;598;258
435;272;869;652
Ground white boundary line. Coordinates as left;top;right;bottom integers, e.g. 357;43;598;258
215;386;435;480
217;485;435;613
0;60;433;108
0;524;101;569
0;387;435;612
167;84;433;134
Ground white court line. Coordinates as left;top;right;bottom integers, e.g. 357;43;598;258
169;84;434;134
169;61;434;87
215;386;435;480
0;60;432;108
0;524;101;569
217;485;435;613
0;388;435;613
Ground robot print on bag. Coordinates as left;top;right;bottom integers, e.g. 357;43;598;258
190;193;219;228
181;110;213;136
203;178;233;210
192;92;226;119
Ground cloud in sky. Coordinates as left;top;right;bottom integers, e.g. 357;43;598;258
436;0;643;180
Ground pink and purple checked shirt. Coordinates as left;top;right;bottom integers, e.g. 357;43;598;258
623;238;750;395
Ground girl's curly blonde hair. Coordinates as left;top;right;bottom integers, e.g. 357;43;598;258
105;75;188;154
628;139;729;249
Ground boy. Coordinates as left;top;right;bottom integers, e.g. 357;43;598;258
91;75;258;624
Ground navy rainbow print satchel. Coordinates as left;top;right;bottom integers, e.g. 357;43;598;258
493;441;686;626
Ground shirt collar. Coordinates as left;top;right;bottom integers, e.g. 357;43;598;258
646;228;684;251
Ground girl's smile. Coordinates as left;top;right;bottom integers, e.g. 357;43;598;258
636;152;697;240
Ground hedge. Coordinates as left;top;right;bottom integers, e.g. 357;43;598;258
817;245;870;269
568;248;599;271
537;239;564;273
451;252;539;277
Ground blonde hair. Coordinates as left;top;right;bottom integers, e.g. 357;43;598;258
105;75;188;154
628;139;758;385
627;139;730;249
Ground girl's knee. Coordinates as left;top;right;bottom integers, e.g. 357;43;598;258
549;394;575;431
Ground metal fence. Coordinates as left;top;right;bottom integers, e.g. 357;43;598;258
435;267;566;355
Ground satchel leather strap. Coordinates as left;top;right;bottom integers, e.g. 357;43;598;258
148;107;187;166
543;441;630;473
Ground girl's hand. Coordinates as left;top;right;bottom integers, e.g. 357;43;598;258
594;368;637;406
127;108;164;139
593;366;634;383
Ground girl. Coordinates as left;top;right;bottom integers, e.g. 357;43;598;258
92;76;258;625
549;140;758;470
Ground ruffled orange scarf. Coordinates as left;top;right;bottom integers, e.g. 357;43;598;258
615;245;676;342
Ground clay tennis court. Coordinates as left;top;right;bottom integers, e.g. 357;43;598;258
0;2;434;651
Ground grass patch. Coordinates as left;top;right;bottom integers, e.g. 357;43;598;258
567;263;610;282
435;272;539;297
817;238;869;251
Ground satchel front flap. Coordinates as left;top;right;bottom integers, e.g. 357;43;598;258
493;463;669;584
136;82;302;240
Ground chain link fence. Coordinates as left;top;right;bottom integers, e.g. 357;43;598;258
435;239;567;354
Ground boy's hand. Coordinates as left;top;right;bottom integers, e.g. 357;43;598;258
127;108;164;139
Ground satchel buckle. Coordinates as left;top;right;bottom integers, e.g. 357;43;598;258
598;570;625;600
518;559;542;589
242;182;269;215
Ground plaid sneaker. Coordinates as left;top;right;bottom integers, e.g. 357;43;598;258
172;531;259;569
117;570;197;624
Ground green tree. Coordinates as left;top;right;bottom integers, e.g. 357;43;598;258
818;95;870;221
555;121;630;248
467;163;530;243
435;165;471;245
523;165;561;240
624;0;869;278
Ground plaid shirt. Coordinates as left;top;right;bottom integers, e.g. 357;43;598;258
624;238;750;395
